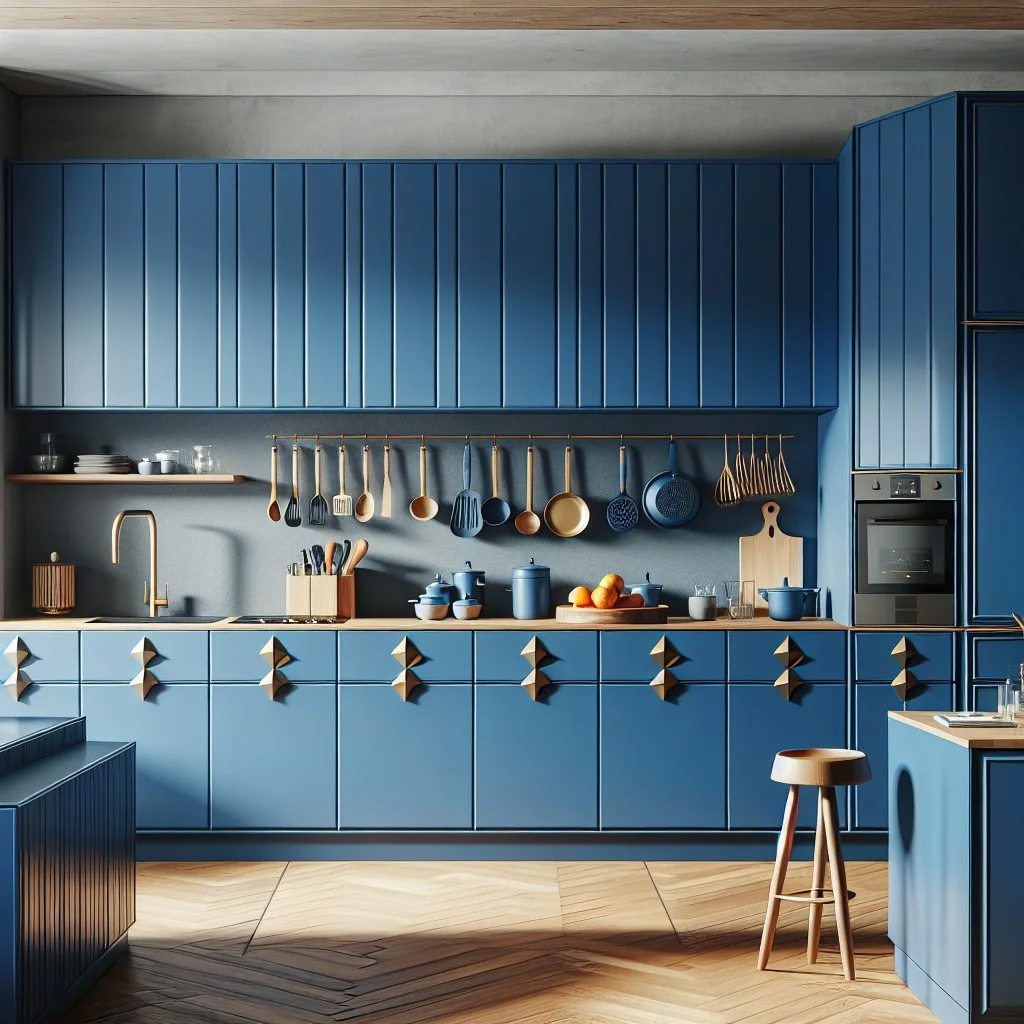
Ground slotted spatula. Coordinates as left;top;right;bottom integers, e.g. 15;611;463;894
450;442;483;538
284;443;302;528
333;445;353;517
308;442;329;526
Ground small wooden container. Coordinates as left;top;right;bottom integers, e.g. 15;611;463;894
32;553;75;615
285;573;356;622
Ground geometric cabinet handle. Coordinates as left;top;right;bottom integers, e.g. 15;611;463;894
520;636;550;701
390;637;423;702
130;636;158;701
4;636;30;702
890;636;919;701
649;635;681;700
773;636;806;701
259;636;294;702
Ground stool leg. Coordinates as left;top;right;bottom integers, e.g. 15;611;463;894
757;784;800;971
807;789;827;964
821;785;855;981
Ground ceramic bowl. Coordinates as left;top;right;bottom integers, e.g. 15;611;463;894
137;460;160;476
452;600;482;621
687;595;718;621
412;602;449;621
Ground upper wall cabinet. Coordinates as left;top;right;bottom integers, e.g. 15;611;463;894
10;159;838;411
968;100;1024;320
855;97;959;470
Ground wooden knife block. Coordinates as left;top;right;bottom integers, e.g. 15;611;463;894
285;573;356;621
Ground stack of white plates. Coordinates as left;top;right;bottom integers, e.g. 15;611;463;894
74;455;133;475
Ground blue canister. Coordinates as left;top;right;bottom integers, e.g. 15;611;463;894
508;559;552;620
452;561;486;606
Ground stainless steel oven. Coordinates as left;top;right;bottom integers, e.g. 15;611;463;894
853;472;957;626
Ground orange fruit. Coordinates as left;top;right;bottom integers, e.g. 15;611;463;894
591;585;617;610
599;573;625;593
616;592;644;608
568;586;593;608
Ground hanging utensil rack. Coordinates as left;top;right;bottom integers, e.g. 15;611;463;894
266;432;796;441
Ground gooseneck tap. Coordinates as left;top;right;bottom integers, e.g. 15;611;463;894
111;510;169;618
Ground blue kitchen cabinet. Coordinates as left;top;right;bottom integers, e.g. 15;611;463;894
475;630;597;683
339;631;471;682
0;684;79;719
727;630;846;682
853;681;953;829
211;630;336;682
338;683;472;828
970;100;1024;319
853;631;954;683
211;682;337;829
236;162;273;408
967;633;1024;711
855;98;958;469
82;683;209;829
600;682;726;829
475;683;597;829
0;631;79;718
600;630;725;682
728;682;847;829
82;630;208;683
969;329;1024;624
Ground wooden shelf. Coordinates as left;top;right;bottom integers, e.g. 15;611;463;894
5;474;249;485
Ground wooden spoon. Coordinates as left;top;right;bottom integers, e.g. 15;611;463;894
409;444;439;521
343;538;369;576
267;445;281;522
354;444;375;523
514;445;541;536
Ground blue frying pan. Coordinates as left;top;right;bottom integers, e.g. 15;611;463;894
642;440;700;528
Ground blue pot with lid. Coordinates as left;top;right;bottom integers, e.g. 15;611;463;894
627;572;663;608
758;577;821;621
452;561;486;606
507;558;551;620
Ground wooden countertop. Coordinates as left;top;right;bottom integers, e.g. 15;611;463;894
889;710;1024;749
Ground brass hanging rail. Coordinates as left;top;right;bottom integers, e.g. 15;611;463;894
266;432;796;442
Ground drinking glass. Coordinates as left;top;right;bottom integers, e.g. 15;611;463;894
726;580;755;620
192;445;214;474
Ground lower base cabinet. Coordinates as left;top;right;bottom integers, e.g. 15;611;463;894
81;682;209;829
853;681;953;829
728;682;847;829
1;683;79;719
211;682;337;829
600;682;726;829
475;683;597;829
339;683;472;828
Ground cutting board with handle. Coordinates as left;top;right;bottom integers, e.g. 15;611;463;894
739;501;804;610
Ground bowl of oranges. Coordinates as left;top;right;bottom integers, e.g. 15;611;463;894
555;574;668;624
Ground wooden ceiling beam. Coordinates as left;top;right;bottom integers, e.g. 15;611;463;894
3;4;1023;31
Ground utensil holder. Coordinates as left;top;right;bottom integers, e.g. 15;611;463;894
285;573;356;622
32;560;75;615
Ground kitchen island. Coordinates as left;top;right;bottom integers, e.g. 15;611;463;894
888;711;1024;1024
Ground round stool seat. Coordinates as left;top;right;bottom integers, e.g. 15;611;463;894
770;748;872;788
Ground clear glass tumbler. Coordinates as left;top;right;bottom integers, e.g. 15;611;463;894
192;445;214;474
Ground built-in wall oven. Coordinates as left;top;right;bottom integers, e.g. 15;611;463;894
853;472;957;626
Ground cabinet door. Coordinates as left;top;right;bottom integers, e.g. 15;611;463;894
82;683;209;829
82;630;208;683
728;683;847;829
853;681;953;829
236;163;274;408
853;631;954;683
0;684;79;719
475;631;597;682
601;682;725;828
0;631;79;682
339;683;471;828
211;682;337;829
339;631;471;683
728;631;846;682
970;330;1024;623
211;630;336;682
600;630;725;683
971;101;1024;318
475;683;597;829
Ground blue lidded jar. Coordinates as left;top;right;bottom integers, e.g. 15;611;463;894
508;559;551;620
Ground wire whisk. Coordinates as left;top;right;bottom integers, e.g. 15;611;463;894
714;434;742;507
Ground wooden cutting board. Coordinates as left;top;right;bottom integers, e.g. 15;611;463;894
555;604;669;625
739;501;804;610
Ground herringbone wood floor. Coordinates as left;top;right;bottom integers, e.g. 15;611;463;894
63;860;936;1024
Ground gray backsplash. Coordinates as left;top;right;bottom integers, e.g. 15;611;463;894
7;411;820;618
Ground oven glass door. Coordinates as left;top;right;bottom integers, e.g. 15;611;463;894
856;501;954;595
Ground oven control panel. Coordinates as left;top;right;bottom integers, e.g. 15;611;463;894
890;474;920;498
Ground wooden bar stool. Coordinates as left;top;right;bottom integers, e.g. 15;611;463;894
757;748;872;981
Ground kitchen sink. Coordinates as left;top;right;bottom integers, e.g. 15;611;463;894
230;615;322;624
89;615;227;624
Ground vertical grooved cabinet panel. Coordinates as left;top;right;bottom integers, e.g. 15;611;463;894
11;164;63;408
62;164;104;408
878;115;906;468
394;163;437;407
699;164;734;407
177;163;218;408
734;164;782;408
857;121;881;468
345;163;363;408
457;163;502;408
361;163;394;408
103;164;145;408
603;163;637;407
636;164;668;408
304;163;346;408
556;164;578;408
970;330;1024;624
811;163;839;409
577;163;603;407
972;102;1024;318
503;163;556;409
902;106;933;468
930;98;958;469
144;163;177;408
668;164;699;408
436;164;458;409
216;163;238;408
782;164;812;408
273;163;305;408
236;163;273;408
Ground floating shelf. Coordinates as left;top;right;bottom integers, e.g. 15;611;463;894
5;474;249;485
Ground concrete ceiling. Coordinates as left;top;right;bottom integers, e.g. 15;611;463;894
3;29;1024;96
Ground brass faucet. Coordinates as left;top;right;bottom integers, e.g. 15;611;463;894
111;510;169;618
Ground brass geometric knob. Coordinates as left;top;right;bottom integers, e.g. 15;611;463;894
131;669;158;701
520;636;550;700
773;636;805;700
260;636;293;671
128;636;159;700
649;635;682;700
3;637;29;702
259;670;287;701
132;636;157;667
890;637;918;700
4;636;28;669
391;637;423;701
891;636;915;667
